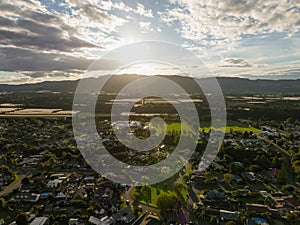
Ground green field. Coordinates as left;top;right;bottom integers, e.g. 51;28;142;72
153;120;261;134
201;120;262;133
134;184;180;207
145;185;176;207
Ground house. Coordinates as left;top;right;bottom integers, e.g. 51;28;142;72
219;210;238;221
285;197;300;209
88;216;114;225
88;216;101;225
214;174;225;183
246;217;269;225
241;172;256;182
111;207;136;224
44;206;75;216
190;175;205;184
213;162;224;170
30;217;49;225
68;218;79;225
231;174;243;183
56;192;66;199
246;203;279;216
205;208;220;217
206;190;227;201
260;191;270;198
13;193;40;202
237;189;251;197
129;121;141;129
47;179;61;188
205;209;238;221
32;175;46;182
84;176;95;186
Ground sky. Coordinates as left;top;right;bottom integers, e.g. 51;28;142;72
0;0;300;84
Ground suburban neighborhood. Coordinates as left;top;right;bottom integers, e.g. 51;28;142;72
0;116;299;225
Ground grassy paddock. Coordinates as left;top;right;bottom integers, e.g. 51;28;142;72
153;120;261;134
137;184;178;207
201;120;261;133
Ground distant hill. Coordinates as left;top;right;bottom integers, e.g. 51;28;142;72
1;75;300;95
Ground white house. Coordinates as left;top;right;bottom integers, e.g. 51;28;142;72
47;179;61;188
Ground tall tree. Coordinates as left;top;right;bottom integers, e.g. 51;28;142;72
277;162;288;184
16;213;28;225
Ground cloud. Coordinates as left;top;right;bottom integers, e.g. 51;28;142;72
135;3;153;18
0;47;122;75
139;22;153;33
0;47;92;72
219;58;253;67
0;19;99;52
0;72;32;84
0;0;126;83
160;0;300;44
66;0;127;30
0;1;102;52
234;68;300;80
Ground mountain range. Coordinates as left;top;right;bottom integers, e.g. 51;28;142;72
1;75;299;95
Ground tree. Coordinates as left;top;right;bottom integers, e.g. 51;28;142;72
286;212;299;225
140;186;151;203
174;181;185;192
21;177;30;185
131;189;140;201
16;212;28;225
224;173;232;185
281;184;295;192
271;156;280;168
156;193;178;211
277;162;288;184
226;221;236;225
249;164;260;172
210;215;217;223
0;198;6;208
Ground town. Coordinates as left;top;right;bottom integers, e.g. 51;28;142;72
0;115;299;225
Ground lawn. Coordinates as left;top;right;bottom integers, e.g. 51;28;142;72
152;121;195;135
201;120;262;133
205;120;262;133
153;120;261;134
137;184;178;207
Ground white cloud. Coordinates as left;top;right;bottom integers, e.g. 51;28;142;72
135;3;153;18
65;0;127;33
0;71;32;84
139;22;153;33
112;1;132;12
160;0;300;44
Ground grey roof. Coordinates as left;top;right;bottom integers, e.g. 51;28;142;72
30;217;48;225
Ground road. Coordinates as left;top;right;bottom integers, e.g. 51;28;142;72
0;174;26;197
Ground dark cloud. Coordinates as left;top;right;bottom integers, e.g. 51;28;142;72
0;47;121;74
0;0;124;81
0;1;101;52
219;58;253;67
21;71;46;78
21;71;80;78
0;28;98;52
